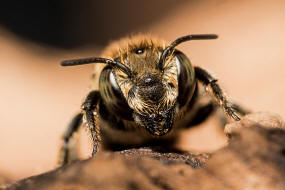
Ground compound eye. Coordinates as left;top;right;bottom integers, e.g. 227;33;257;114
174;51;196;108
100;68;133;120
135;48;144;54
110;71;120;91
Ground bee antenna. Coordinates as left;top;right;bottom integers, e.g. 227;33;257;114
158;34;218;69
61;57;133;78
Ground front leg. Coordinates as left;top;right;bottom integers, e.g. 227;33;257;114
194;66;240;121
81;90;101;155
58;112;83;166
58;90;101;166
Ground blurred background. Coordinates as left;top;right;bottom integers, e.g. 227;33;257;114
1;0;285;182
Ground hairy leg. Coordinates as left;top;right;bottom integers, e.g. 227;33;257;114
194;66;241;121
58;113;83;166
58;90;101;166
81;90;101;155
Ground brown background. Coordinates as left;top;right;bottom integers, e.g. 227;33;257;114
1;0;285;181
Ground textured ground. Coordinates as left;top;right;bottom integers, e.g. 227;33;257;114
1;112;285;190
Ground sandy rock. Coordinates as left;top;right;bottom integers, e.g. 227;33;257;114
3;112;285;190
3;150;208;190
225;112;285;135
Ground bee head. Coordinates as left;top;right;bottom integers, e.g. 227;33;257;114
61;34;218;136
112;44;179;136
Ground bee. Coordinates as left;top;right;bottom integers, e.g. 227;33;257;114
58;34;248;166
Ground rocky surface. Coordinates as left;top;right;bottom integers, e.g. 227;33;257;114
2;112;285;190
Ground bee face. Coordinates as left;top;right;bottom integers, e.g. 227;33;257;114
111;46;179;135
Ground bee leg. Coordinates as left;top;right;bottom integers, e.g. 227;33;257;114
217;101;251;128
81;90;101;156
58;113;83;166
194;66;240;121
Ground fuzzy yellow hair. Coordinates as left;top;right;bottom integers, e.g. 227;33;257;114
101;34;169;58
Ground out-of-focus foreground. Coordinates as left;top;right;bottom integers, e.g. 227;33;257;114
3;112;285;190
0;0;285;182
